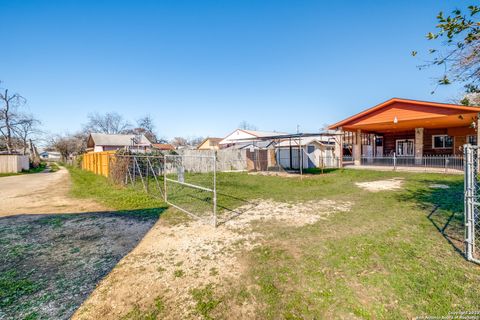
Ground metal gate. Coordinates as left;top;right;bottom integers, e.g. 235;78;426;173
113;154;218;227
163;154;217;227
463;144;480;263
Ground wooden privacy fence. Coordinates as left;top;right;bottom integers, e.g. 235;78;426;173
0;155;30;173
81;151;116;177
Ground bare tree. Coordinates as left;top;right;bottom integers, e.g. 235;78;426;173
188;136;204;146
137;115;155;134
49;133;86;161
170;137;188;148
0;86;28;153
13;116;41;155
239;120;257;131
125;115;158;143
83;112;131;134
156;136;169;144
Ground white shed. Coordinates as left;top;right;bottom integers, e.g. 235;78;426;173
219;129;287;149
275;136;336;169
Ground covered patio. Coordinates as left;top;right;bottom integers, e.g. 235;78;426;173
328;98;480;172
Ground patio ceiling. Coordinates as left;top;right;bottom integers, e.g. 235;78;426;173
329;98;480;133
343;112;478;132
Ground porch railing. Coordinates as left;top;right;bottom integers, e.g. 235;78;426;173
358;154;464;172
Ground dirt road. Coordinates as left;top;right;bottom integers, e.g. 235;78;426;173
0;167;106;216
0;167;159;319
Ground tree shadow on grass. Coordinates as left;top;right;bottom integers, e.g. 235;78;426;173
0;207;166;320
398;179;465;257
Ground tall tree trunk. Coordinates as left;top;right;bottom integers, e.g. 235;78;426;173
3;90;13;153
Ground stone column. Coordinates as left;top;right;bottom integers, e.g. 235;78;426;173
415;128;424;164
354;129;362;166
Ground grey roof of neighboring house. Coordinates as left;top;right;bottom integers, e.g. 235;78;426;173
89;133;152;147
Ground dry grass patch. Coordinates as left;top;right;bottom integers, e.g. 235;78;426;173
355;178;404;192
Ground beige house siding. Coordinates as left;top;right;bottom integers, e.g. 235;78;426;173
197;138;221;150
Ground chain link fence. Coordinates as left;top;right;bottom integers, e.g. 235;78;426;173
164;154;217;226
100;148;342;227
111;154;218;225
464;145;480;263
360;154;464;172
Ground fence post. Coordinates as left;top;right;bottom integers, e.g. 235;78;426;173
393;152;396;171
124;157;128;185
132;156;136;185
146;157;149;193
464;145;473;260
213;152;217;227
445;155;448;173
163;155;167;202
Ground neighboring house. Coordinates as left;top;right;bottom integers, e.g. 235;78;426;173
197;137;222;150
219;129;287;149
39;151;62;162
152;143;176;151
275;136;336;169
328;98;480;166
86;133;152;152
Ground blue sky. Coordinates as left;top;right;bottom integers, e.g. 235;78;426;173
0;0;470;139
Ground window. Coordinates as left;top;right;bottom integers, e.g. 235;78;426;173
396;139;414;156
468;135;477;145
307;145;315;153
432;135;453;149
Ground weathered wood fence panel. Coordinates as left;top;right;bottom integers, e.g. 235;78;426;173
81;151;115;177
0;155;30;173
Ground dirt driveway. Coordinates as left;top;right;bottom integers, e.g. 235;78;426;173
0;167;106;216
0;168;162;319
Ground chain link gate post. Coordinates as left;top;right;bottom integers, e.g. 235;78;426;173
464;144;480;264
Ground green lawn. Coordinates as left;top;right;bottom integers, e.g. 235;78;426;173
66;167;480;319
69;166;165;211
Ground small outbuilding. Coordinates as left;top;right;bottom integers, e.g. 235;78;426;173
275;136;336;169
86;133;152;152
219;129;287;149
